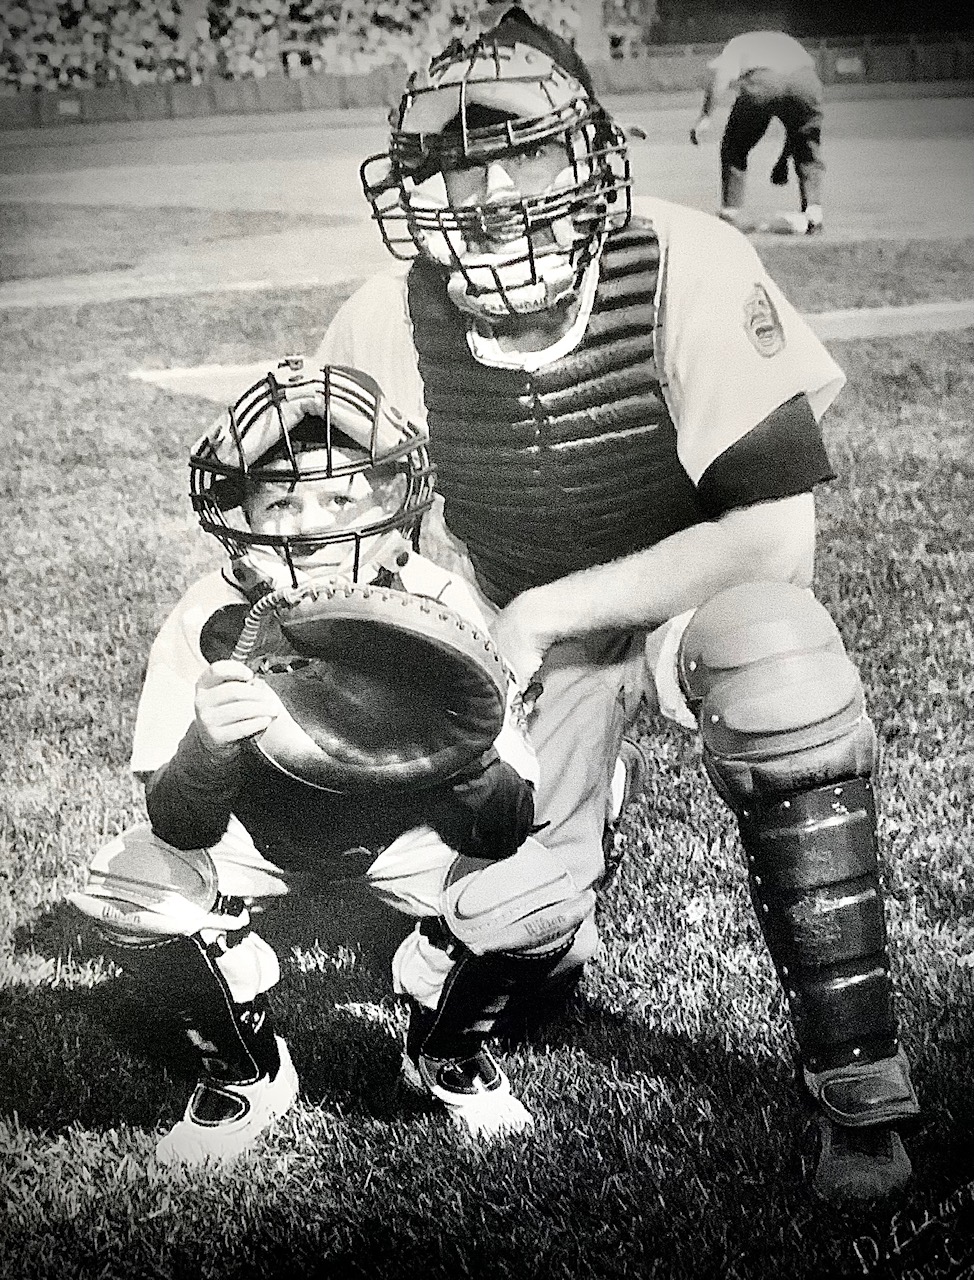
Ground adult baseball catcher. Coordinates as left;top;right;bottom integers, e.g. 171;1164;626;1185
312;6;920;1201
72;359;600;1166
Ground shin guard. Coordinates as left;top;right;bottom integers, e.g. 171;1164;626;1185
739;776;897;1073
412;927;574;1063
679;583;906;1085
107;933;280;1084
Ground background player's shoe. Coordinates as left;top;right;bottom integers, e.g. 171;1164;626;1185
401;1044;535;1141
155;1036;298;1167
805;204;824;235
770;153;790;186
810;1117;911;1201
613;737;653;821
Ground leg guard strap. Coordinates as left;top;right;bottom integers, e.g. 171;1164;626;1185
106;932;279;1083
742;776;899;1072
804;1044;919;1127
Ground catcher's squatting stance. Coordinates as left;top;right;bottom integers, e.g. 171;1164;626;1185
311;6;920;1200
690;29;825;235
72;362;611;1165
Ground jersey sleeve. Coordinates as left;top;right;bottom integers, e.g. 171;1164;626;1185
650;200;845;495
129;571;244;776
313;269;428;426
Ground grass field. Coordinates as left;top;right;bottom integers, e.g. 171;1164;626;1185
2;218;974;1280
0;204;348;282
2;201;974;312
759;237;974;311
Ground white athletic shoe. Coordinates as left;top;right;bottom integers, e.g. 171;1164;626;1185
401;1045;534;1142
805;206;825;235
601;736;654;887
155;1036;298;1168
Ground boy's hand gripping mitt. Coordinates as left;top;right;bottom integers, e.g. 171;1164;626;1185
232;578;511;793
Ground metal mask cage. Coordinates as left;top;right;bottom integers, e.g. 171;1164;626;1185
362;111;631;269
189;364;436;581
392;79;597;173
401;36;590;155
362;32;631;270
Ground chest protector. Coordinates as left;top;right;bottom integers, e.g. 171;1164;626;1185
407;219;705;607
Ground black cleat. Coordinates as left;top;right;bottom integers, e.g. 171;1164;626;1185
401;1043;534;1140
810;1117;911;1201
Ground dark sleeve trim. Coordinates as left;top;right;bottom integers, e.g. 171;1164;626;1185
144;722;243;850
696;392;835;519
200;603;251;663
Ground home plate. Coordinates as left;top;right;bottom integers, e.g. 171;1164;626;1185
130;359;286;403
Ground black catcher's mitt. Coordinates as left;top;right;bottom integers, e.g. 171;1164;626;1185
232;579;511;793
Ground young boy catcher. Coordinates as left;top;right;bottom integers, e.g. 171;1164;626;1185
72;360;626;1167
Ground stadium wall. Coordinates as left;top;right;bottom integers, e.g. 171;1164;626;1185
0;32;971;131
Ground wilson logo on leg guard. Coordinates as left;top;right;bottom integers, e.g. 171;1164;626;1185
70;824;249;944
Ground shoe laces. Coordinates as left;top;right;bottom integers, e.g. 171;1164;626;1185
423;1048;502;1096
189;1080;250;1124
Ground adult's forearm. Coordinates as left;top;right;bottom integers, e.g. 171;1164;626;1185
518;496;815;644
145;722;243;851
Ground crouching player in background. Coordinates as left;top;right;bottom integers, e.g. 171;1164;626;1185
72;361;602;1167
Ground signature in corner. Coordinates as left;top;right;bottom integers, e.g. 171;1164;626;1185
852;1179;974;1278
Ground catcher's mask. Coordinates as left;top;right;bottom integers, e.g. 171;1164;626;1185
190;360;436;587
360;16;631;321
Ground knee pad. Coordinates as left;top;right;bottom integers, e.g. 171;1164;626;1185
678;581;876;803
443;837;596;957
72;824;280;1003
69;823;249;945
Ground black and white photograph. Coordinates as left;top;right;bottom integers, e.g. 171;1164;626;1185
1;2;973;1276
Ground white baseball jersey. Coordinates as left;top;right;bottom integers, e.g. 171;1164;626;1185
708;31;816;95
312;197;845;495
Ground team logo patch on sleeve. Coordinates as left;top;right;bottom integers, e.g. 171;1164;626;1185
743;284;786;357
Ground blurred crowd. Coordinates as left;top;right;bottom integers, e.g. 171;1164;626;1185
0;0;585;92
0;2;210;91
